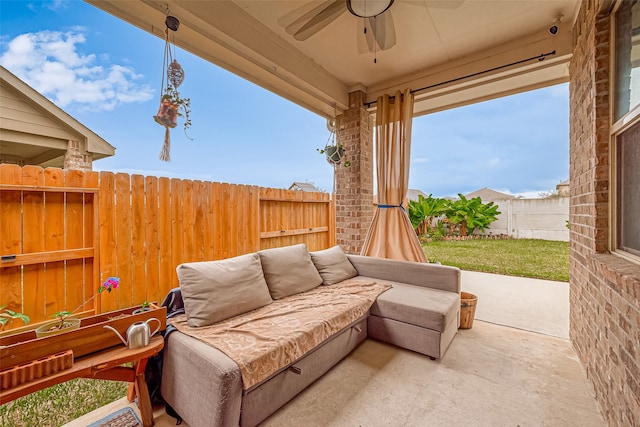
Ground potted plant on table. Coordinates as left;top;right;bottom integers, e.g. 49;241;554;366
132;301;151;315
0;306;30;331
35;277;120;338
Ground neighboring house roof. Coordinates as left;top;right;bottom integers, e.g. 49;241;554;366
465;187;515;202
0;66;115;168
406;189;428;201
289;182;321;192
556;179;570;195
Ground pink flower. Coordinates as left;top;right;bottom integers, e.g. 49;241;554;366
100;277;120;293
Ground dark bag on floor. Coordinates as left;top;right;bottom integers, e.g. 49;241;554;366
145;288;185;424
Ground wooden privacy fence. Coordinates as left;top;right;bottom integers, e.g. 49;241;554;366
0;164;335;329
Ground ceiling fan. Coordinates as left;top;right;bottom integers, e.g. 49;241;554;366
279;0;466;54
281;0;398;53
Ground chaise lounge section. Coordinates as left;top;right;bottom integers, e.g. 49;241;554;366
160;244;461;427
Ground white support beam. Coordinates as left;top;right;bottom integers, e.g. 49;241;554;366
367;29;572;114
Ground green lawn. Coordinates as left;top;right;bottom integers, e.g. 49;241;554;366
423;238;569;282
0;378;128;427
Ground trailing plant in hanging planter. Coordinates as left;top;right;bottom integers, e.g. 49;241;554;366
318;144;351;167
154;83;191;132
317;118;351;167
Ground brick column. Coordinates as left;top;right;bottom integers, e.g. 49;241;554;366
334;91;374;254
63;140;92;171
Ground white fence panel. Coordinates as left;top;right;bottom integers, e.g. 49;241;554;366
484;197;569;241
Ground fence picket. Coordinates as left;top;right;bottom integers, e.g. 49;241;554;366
43;168;65;319
64;169;85;314
201;181;213;261
158;177;173;292
112;173;133;311
98;172;116;314
83;170;98;318
182;180;195;263
131;175;147;306
170;179;184;286
20;166;45;323
145;176;160;305
0;165;25;328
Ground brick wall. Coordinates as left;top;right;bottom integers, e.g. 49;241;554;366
63;139;92;171
334;91;374;254
569;1;640;425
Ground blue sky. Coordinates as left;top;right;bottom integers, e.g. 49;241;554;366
0;0;569;198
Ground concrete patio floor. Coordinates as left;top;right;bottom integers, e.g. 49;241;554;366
461;270;570;339
67;272;604;427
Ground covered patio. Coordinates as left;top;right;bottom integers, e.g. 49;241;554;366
80;1;639;424
3;0;637;425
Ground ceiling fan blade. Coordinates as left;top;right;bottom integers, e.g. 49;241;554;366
282;1;336;35
289;1;346;41
365;11;396;52
426;0;465;9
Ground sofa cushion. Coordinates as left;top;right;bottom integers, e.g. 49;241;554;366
310;245;358;285
258;244;323;299
366;279;459;332
177;253;273;327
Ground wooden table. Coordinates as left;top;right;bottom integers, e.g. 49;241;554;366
0;335;164;427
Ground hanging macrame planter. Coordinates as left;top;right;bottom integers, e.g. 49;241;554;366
318;118;350;167
154;15;192;161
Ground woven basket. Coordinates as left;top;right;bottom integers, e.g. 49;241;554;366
459;291;478;329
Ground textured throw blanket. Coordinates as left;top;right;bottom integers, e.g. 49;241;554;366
170;277;391;389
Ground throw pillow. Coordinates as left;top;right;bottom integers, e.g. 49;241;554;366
258;244;323;299
310;245;358;285
176;253;273;327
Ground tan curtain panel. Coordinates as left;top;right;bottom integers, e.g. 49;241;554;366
360;89;427;263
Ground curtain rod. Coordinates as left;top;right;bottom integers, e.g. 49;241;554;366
364;50;557;108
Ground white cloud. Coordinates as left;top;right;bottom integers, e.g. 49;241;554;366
487;157;501;167
44;0;68;11
0;30;154;111
413;157;429;164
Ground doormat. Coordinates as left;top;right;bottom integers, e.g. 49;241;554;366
87;407;142;427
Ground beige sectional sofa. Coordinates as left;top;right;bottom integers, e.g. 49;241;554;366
160;244;461;427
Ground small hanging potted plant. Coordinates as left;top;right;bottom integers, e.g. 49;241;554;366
317;118;351;167
319;143;348;166
154;82;191;135
35;277;120;338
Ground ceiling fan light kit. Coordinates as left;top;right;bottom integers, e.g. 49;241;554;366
285;0;397;59
347;0;394;18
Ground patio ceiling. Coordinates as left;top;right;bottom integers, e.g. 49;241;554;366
86;0;580;118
